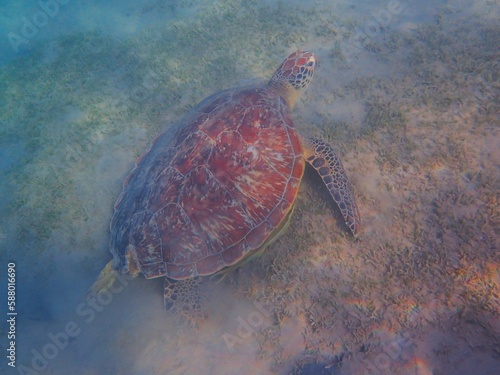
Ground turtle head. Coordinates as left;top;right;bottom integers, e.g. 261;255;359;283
269;50;316;109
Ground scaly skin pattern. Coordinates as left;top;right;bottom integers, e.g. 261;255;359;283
110;85;305;280
304;138;361;235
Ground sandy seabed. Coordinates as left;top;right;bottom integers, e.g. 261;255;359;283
0;0;498;374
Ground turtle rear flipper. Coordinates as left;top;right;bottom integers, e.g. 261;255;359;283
164;277;207;326
304;138;361;236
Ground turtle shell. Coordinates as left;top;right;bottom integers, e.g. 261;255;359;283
110;86;305;280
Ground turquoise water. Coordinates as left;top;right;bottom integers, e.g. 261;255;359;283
1;1;499;374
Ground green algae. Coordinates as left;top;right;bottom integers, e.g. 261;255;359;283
1;0;327;250
1;2;498;371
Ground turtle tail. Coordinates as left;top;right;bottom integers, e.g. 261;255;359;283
87;260;117;297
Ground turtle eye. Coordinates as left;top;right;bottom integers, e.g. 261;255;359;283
305;56;316;69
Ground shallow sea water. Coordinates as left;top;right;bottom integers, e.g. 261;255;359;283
0;1;499;374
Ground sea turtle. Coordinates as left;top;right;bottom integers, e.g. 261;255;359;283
91;50;360;319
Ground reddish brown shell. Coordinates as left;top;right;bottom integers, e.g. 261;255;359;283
110;86;305;280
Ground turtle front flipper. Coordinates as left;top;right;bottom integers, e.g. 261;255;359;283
304;138;361;236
